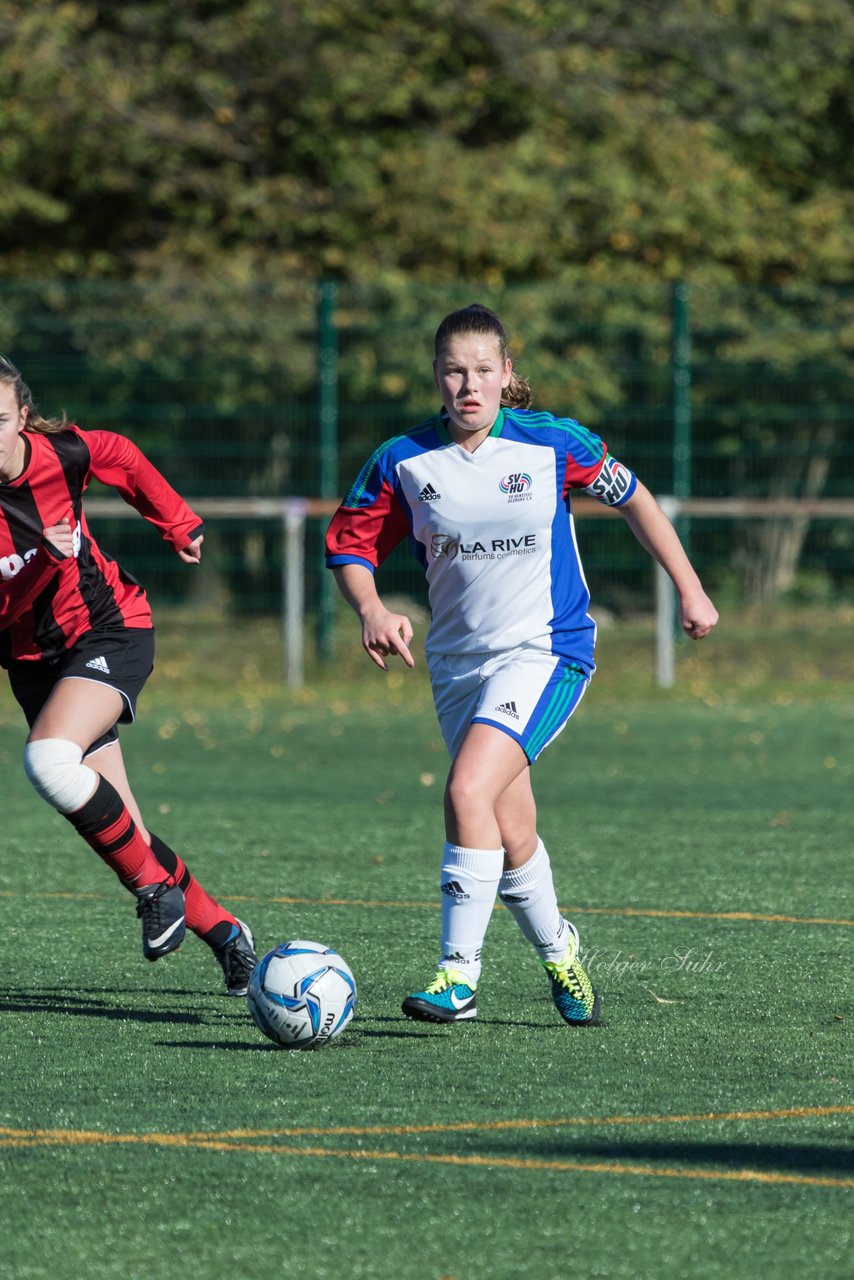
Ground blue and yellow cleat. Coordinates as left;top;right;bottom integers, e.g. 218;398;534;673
543;926;601;1026
402;967;477;1023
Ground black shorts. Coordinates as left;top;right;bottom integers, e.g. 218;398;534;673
8;628;155;756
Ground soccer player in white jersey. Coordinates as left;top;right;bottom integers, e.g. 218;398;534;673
326;303;718;1027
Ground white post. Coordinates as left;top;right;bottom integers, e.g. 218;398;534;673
282;500;307;688
655;497;681;689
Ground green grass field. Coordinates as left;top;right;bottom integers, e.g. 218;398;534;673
1;609;851;1279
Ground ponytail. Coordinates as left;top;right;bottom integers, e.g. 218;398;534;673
503;370;533;410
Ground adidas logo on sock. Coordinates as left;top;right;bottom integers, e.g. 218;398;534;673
418;483;441;502
440;879;471;900
495;700;519;719
85;656;111;674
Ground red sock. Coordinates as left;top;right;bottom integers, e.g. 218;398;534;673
64;776;169;890
148;832;238;946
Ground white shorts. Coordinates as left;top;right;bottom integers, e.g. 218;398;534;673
427;646;591;763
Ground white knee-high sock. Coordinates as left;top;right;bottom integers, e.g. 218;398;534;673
439;842;504;985
498;837;571;963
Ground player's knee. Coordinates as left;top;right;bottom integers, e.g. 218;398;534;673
23;738;98;813
444;769;486;822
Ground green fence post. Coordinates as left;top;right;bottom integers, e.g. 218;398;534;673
317;279;339;664
671;281;692;519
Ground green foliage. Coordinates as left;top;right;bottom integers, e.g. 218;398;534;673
1;2;852;605
1;0;852;288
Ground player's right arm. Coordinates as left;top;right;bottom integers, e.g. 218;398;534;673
325;437;415;671
332;563;415;672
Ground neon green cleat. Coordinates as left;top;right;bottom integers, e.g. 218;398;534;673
402;967;478;1023
543;926;601;1026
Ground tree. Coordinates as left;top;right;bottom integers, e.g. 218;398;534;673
1;0;851;287
1;0;851;603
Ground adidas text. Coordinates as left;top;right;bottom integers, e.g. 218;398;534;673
495;700;519;720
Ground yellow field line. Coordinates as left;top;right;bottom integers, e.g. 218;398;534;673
2;1105;850;1146
188;1103;854;1139
1;889;849;928
562;905;854;927
0;1131;850;1189
228;895;854;928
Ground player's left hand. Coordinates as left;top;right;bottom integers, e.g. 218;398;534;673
680;590;719;639
178;534;203;564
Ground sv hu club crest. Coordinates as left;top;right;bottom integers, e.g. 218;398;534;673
499;472;532;497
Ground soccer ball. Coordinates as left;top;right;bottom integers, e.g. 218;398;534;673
247;940;357;1049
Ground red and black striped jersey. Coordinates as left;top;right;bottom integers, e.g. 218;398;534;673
0;426;203;666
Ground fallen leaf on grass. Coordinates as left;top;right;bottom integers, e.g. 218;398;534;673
645;989;681;1004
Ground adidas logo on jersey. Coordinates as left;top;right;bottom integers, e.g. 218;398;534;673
85;656;111;674
495;700;519;720
418;483;441;502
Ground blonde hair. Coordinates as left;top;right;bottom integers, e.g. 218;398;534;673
0;355;67;434
434;303;533;409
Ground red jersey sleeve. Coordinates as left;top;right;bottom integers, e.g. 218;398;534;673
326;479;411;572
576;453;638;507
558;425;638;508
79;429;204;551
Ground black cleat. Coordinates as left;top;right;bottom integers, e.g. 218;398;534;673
135;881;186;961
215;919;258;996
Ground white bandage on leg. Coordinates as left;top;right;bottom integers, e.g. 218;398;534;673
23;738;99;814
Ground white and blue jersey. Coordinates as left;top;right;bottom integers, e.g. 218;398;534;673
326;407;637;671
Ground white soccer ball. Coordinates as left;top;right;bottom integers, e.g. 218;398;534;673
247;940;357;1049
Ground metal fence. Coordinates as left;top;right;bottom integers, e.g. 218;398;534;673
2;278;852;636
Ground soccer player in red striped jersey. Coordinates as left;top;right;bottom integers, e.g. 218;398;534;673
0;355;257;995
327;304;718;1028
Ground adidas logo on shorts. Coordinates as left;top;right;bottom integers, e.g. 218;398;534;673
85;656;111;674
418;483;441;502
495;700;519;720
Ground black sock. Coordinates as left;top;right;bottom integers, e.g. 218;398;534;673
148;831;191;892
